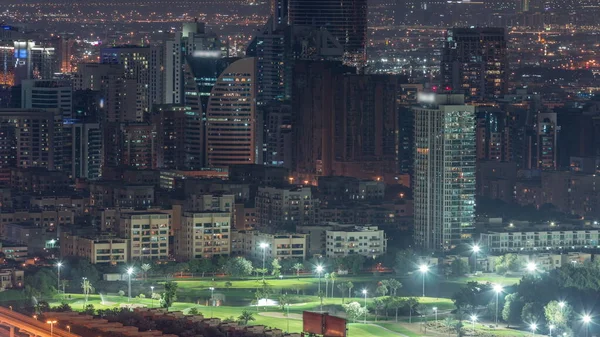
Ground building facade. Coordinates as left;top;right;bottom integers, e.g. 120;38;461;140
325;226;387;258
413;94;476;251
176;211;231;260
255;186;318;231
247;231;308;261
60;233;128;264
119;212;169;261
480;227;600;253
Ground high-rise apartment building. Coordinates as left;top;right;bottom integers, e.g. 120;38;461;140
255;186;318;231
119;212;170;261
206;57;260;167
441;27;508;102
120;123;157;170
176;211;231;260
535;112;558;170
152;105;203;170
21;79;73;119
413;94;476;251
0;109;63;172
69;122;102;180
100;45;164;118
165;21;223;105
288;0;368;66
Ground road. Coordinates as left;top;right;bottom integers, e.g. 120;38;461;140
0;306;78;337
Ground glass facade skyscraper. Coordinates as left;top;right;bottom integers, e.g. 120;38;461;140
413;94;476;251
288;0;367;66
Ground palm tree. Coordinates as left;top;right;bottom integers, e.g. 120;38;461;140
81;279;94;305
347;281;354;299
292;263;303;278
238;310;256;325
330;272;337;298
141;263;151;280
387;279;402;296
337;283;348;304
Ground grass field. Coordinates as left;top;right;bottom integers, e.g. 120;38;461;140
449;275;522;286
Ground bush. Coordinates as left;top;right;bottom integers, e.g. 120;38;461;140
118;290;125;297
138;293;146;299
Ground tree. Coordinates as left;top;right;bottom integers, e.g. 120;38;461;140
376;284;388;297
338;283;349;304
343;302;366;323
330;272;337;298
345;255;365;274
118;290;125;297
225;281;233;289
521;302;544;325
502;293;524;328
224;257;253;278
386;279;402;296
394;249;415;275
26;269;57;298
371;298;385;321
271;259;282;277
450;258;470;277
347;281;354;299
160;281;178;309
68;258;100;283
81;278;94;305
544;300;573;330
292;263;303;277
238;310;255;325
83;304;95;316
188;307;199;315
189;259;215;277
141;263;151;280
278;293;290;312
386;297;404;322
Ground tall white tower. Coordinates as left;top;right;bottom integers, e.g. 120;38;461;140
413;93;476;251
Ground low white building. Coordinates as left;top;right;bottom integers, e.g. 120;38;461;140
480;227;600;253
247;231;308;261
325;226;387;258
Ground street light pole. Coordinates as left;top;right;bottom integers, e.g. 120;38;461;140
493;284;503;327
433;307;438;324
127;267;134;302
151;286;154;308
209;287;215;318
472;245;480;273
316;265;324;311
56;262;62;295
362;289;368;324
260;243;268;280
419;265;429;297
549;324;554;337
46;320;57;337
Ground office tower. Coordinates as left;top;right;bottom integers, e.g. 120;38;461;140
72;89;103;122
535;112;558;170
75;63;138;123
69;122;102;180
288;0;368;66
165;21;223;105
152;105;203;169
0;109;63;172
292;60;405;180
100;45;164;118
397;84;423;180
441;27;508;102
176;212;232;260
271;0;289;25
263;103;292;168
476;106;510;162
120;123;157;170
56;37;74;73
29;46;57;79
206;57;260;167
413;94;476;251
254;18;289;105
21;79;73;119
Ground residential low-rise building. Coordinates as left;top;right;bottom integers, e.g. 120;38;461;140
176;211;231;260
247;231;308;261
0;269;24;289
0;242;28;261
120;212;169;261
60;233;128;264
325;226;387;258
480;225;600;253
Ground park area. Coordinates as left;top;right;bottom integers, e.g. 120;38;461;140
42;273;536;337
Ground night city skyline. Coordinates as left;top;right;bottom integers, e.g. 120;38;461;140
0;1;598;337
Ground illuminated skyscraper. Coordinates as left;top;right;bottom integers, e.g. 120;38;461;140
441;27;508;102
413;94;476;251
288;0;367;66
206;58;260;167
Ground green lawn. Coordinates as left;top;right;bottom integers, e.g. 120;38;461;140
375;323;421;337
449;275;521;286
